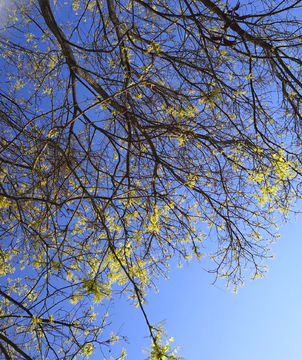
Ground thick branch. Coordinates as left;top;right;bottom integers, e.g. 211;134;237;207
0;334;32;360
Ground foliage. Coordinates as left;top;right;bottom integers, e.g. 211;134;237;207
1;0;302;358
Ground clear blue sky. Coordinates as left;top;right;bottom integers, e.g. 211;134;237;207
1;2;302;359
99;213;302;360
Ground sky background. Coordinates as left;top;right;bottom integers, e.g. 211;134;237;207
102;212;302;360
1;1;301;360
101;3;302;357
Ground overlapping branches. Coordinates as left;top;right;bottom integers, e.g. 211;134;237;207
1;0;302;358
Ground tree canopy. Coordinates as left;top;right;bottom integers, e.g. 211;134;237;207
1;0;302;358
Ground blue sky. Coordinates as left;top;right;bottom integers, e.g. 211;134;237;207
101;213;302;360
1;2;302;360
